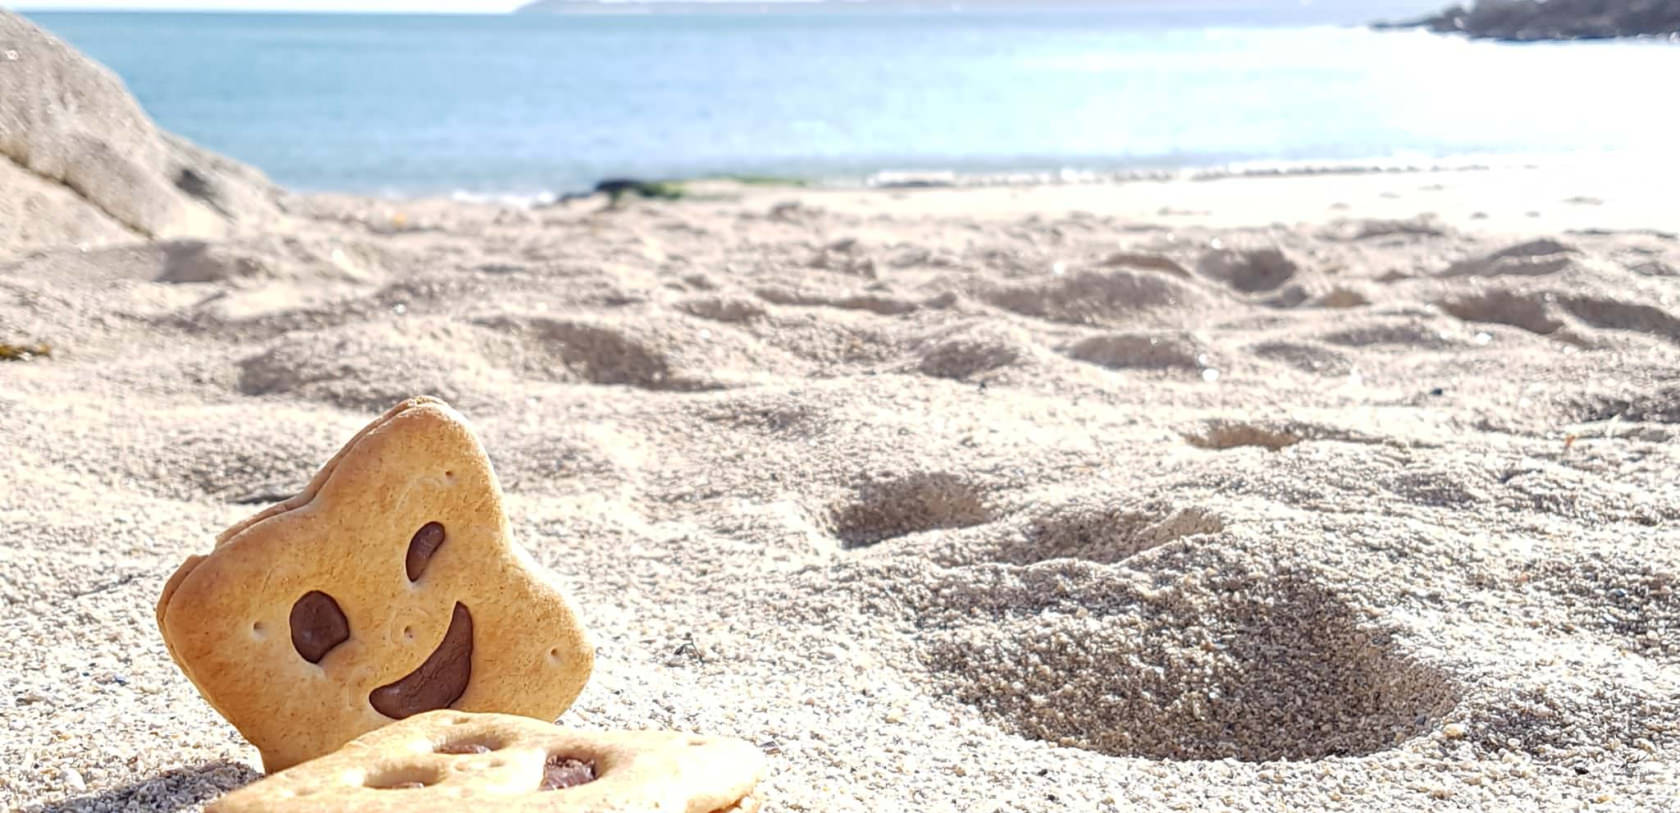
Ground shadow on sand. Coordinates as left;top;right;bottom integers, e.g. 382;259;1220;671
29;760;259;813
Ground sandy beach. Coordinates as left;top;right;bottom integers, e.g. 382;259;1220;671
5;163;1678;810
5;10;1680;812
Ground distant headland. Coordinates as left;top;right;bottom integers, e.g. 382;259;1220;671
1376;0;1680;41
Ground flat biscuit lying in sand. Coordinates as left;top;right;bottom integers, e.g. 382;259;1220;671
156;397;595;772
207;710;766;813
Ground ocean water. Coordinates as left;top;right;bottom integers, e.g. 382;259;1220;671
19;6;1680;199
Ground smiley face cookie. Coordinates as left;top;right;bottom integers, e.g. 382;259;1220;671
206;711;767;813
157;397;595;772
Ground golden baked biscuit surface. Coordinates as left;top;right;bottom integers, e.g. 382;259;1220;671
207;710;767;813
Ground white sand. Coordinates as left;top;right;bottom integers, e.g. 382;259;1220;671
3;163;1678;811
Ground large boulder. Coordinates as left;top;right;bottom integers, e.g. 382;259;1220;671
0;11;282;246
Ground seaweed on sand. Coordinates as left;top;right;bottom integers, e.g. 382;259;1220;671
0;342;52;361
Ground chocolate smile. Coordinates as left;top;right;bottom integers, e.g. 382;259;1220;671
370;602;474;719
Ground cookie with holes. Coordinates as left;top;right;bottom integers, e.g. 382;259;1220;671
157;397;595;773
207;710;766;813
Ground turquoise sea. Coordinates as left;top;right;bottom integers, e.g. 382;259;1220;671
19;5;1680;199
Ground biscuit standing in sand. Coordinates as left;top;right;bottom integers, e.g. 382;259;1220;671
155;397;595;772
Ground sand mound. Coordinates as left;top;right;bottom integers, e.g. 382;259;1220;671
677;295;768;324
1439;288;1568;337
1064;331;1209;372
1319;217;1450;242
474;314;801;391
35;404;358;504
1321;315;1469;349
1559;294;1680;341
985;499;1223;566
1195;246;1300;293
755;284;921;316
155;237;377;285
911;323;1036;380
984;269;1210;326
1098;251;1191;277
1443;239;1578;277
1249;339;1354;375
235;322;522;411
0;11;282;253
1523;553;1680;659
1573;386;1680;424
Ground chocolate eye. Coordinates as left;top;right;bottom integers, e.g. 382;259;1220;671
290;591;349;663
406;522;446;582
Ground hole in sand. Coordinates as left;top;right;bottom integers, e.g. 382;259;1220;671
364;765;444;790
925;576;1458;761
830;473;991;548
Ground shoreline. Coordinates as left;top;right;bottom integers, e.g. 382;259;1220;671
364;150;1669;212
392;155;1680;238
397;157;1537;204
